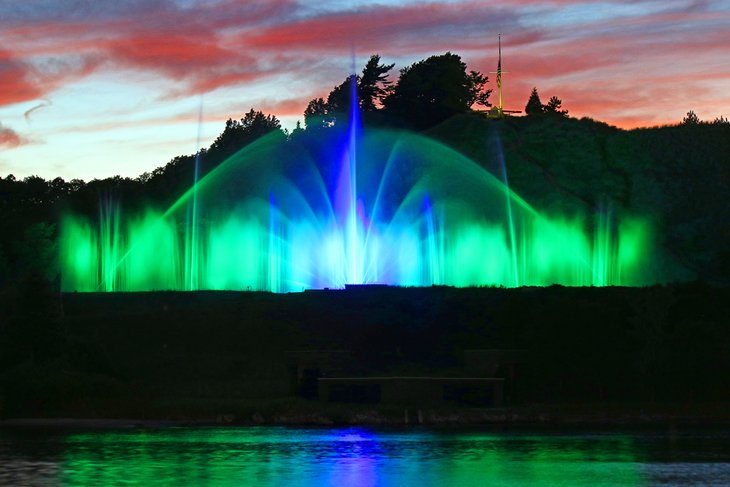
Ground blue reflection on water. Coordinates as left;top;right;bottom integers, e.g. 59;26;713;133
1;427;730;486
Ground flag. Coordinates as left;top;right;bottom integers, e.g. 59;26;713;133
497;35;502;90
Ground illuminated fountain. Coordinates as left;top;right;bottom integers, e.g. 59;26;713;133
60;78;651;292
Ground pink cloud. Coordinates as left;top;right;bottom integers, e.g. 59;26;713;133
0;0;297;99
0;0;727;130
0;123;25;148
0;50;44;105
243;2;525;53
256;98;308;118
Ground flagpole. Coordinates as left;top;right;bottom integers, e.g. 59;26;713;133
489;33;520;117
498;33;502;114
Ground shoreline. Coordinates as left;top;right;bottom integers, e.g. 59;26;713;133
3;403;730;429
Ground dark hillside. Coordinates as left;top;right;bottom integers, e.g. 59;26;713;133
428;115;730;282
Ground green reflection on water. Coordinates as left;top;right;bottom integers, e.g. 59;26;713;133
58;428;643;486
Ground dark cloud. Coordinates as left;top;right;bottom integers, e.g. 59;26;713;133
0;0;295;27
24;99;52;122
0;0;185;24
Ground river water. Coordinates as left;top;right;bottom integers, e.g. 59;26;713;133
1;426;729;486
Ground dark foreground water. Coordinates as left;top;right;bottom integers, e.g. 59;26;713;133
2;426;730;486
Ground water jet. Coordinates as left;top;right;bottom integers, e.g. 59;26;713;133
60;80;652;292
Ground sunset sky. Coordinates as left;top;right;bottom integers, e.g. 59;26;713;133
1;0;728;180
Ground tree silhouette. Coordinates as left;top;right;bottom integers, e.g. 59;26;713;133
359;54;395;111
306;55;394;128
383;52;491;129
325;75;356;116
682;110;700;125
304;97;333;129
544;96;568;117
137;109;283;205
208;109;283;162
525;87;543;116
290;120;305;139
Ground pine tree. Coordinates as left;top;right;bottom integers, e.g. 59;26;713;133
682;110;700;125
543;96;568;117
359;54;395;111
525;87;543;116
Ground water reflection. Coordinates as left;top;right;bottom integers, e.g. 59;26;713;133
1;427;730;486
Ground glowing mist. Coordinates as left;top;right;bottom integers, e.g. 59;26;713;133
60;120;655;292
